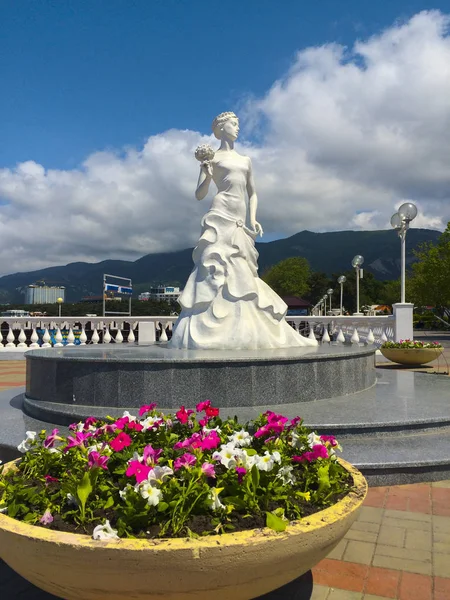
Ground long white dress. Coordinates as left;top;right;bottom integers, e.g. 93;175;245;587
169;152;318;350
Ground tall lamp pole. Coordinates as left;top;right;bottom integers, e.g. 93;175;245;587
351;255;364;315
322;294;328;316
56;297;63;318
337;275;346;315
390;202;418;303
327;288;334;313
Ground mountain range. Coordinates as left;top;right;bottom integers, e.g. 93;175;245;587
0;228;440;303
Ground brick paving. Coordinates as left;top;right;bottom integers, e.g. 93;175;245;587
1;358;450;599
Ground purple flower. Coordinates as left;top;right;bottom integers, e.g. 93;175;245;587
201;462;216;478
88;451;109;470
39;509;54;525
143;444;162;465
236;467;247;484
173;453;197;470
43;428;60;449
63;431;92;453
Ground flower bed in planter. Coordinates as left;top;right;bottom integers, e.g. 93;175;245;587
0;403;367;600
380;340;443;365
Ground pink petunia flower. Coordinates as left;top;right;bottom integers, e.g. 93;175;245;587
43;428;60;449
110;432;132;452
196;400;211;412
139;403;157;416
63;431;92;452
176;406;194;424
293;444;329;463
173;452;197;470
88;451;109;470
143;444;162;465
320;435;338;447
40;509;54;525
201;462;216;478
126;460;151;483
44;475;59;485
201;430;221;450
83;417;97;430
236;467;247;484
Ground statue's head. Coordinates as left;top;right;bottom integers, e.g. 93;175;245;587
212;111;239;141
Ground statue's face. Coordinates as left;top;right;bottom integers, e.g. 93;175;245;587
222;117;240;141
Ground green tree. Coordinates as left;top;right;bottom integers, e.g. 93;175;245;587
262;257;311;297
409;222;450;310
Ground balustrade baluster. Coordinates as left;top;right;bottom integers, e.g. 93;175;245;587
29;328;39;348
42;329;51;348
322;327;330;343
91;328;99;344
336;328;345;344
115;327;124;343
79;327;87;345
308;322;316;341
381;328;388;342
6;326;16;348
103;326;112;344
54;328;64;347
17;328;27;348
127;325;135;343
366;329;375;345
159;322;168;342
66;328;75;346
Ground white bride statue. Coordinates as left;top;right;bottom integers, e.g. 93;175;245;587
169;111;318;350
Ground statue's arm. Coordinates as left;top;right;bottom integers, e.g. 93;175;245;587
195;163;212;201
247;159;264;236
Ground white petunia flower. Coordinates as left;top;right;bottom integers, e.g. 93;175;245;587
148;466;173;487
17;431;37;453
256;451;278;472
238;450;257;470
140;416;160;431
307;432;322;448
138;482;162;506
212;444;240;469
276;465;295;485
208;488;225;511
119;484;133;499
122;410;137;422
203;425;222;434
92;520;120;540
228;429;252;447
66;493;78;506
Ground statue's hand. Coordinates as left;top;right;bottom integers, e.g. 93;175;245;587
200;161;213;178
251;221;264;237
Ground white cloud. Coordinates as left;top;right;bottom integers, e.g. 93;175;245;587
0;10;449;276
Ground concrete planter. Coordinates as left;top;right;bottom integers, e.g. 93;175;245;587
0;458;366;600
380;347;443;366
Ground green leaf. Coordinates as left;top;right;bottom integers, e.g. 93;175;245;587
317;464;331;494
76;471;93;518
157;502;169;513
266;511;287;532
251;465;260;490
103;495;114;509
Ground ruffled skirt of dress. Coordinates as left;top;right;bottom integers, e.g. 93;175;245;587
168;211;318;350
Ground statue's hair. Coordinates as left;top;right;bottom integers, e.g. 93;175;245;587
211;111;238;139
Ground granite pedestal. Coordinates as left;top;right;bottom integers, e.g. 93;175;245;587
24;344;376;419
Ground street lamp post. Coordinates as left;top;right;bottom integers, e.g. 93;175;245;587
337;275;346;315
56;297;63;318
390;202;418;304
322;294;328;316
351;255;364;315
327;288;334;313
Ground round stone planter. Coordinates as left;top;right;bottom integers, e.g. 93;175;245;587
0;459;367;600
380;347;443;366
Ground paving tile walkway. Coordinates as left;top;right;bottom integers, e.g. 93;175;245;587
1;356;450;599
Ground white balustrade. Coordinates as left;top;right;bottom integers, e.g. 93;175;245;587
0;314;394;351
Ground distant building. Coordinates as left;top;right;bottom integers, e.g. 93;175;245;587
25;285;65;305
139;287;182;303
282;296;311;316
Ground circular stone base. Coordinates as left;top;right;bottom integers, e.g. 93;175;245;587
25;344;376;412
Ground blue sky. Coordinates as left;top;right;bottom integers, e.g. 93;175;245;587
0;2;450;274
1;0;447;169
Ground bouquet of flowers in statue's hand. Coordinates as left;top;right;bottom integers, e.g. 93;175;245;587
0;402;352;539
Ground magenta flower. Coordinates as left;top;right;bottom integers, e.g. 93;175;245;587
83;417;97;430
174;452;197;470
201;430;221;450
110;432;132;452
293;444;329;463
114;416;130;430
63;431;92;452
43;428;60;449
290;416;302;428
139;403;157;416
127;421;143;432
126;460;151;483
174;433;201;450
44;475;59;485
320;435;338;447
201;462;216;478
143;444;163;465
88;451;110;470
176;406;194;424
40;509;54;525
236;467;247;484
196;400;211;412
